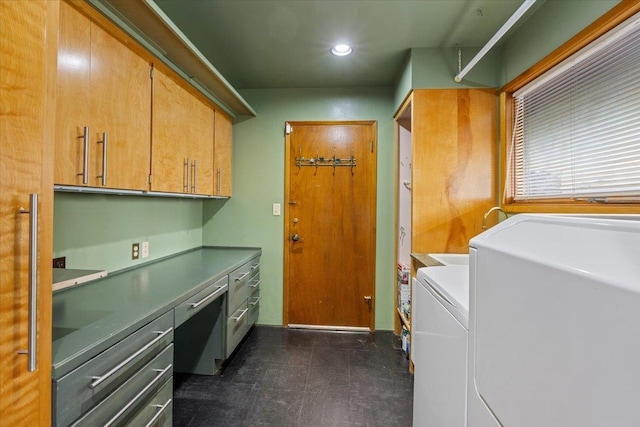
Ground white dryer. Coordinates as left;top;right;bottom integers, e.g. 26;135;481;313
412;265;469;427
467;214;640;427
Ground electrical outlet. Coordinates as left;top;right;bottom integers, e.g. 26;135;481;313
53;256;66;269
132;243;140;260
141;241;149;258
272;203;281;216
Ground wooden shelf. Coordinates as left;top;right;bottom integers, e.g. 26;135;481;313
397;307;410;332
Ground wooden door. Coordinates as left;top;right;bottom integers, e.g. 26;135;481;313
213;110;232;197
55;0;92;186
90;20;151;190
284;122;377;329
1;0;56;424
151;68;190;193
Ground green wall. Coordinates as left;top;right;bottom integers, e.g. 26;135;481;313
500;0;618;86
202;87;396;330
53;192;203;273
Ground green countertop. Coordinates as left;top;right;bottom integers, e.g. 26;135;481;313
52;246;261;379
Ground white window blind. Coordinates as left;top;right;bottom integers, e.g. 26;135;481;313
509;12;640;202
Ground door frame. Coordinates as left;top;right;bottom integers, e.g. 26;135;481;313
282;120;378;330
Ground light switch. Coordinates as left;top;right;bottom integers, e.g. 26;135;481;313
272;203;281;216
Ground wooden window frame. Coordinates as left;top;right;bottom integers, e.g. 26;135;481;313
499;0;640;214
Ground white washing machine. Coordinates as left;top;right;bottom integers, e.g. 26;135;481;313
467;214;640;427
412;265;469;427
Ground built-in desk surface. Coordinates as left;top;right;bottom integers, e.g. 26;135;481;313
52;246;260;378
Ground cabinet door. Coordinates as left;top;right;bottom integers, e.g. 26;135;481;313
90;23;151;191
188;95;214;195
0;1;55;424
150;69;190;193
55;0;92;186
213;110;232;197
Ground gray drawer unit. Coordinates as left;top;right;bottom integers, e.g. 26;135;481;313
53;311;174;427
70;344;173;426
248;291;260;327
226;301;249;357
125;378;172;427
174;275;228;327
227;258;257;314
248;270;261;295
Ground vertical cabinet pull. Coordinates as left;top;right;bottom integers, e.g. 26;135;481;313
77;126;89;184
191;159;197;193
217;167;221;195
183;158;190;192
18;194;38;372
97;132;108;186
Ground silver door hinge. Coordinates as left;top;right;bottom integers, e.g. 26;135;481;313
148;174;152;184
370;140;374;153
149;66;154;79
285;123;292;135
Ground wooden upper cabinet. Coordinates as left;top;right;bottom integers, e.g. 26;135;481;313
55;1;151;191
214;110;233;197
151;68;214;195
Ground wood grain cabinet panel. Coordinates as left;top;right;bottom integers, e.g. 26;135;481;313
151;68;214;195
55;1;151;191
0;0;56;424
214;110;233;197
393;89;497;337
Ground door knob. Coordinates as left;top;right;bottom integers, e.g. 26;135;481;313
291;234;300;242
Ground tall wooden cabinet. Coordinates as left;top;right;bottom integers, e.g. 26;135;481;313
55;0;151;191
394;89;498;336
0;0;57;425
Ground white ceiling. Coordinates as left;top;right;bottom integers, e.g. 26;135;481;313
152;0;535;89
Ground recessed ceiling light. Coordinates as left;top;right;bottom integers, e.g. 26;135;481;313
331;44;353;56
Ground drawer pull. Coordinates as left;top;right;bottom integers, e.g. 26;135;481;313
144;398;172;427
190;285;226;309
89;328;172;389
234;271;250;282
231;308;248;322
249;297;261;306
102;363;172;427
250;279;262;289
250;262;262;271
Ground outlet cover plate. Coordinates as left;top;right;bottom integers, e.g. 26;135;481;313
141;241;149;258
132;243;140;260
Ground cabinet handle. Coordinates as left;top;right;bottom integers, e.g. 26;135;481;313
101;363;173;427
189;285;226;309
191;159;197;193
89;327;172;389
144;398;172;427
184;158;190;192
97;132;107;186
77;126;89;184
249;297;261;306
250;279;262;289
234;271;250;282
250;262;262;271
231;308;248;322
217;167;221;195
17;194;38;372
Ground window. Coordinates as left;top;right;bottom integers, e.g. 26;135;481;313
504;10;640;207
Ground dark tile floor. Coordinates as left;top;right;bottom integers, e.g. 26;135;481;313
173;325;414;426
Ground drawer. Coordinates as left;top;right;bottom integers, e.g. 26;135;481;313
174;275;228;327
71;344;173;426
248;290;260;327
228;258;257;314
248;270;261;294
125;378;173;427
226;301;249;358
54;311;174;427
